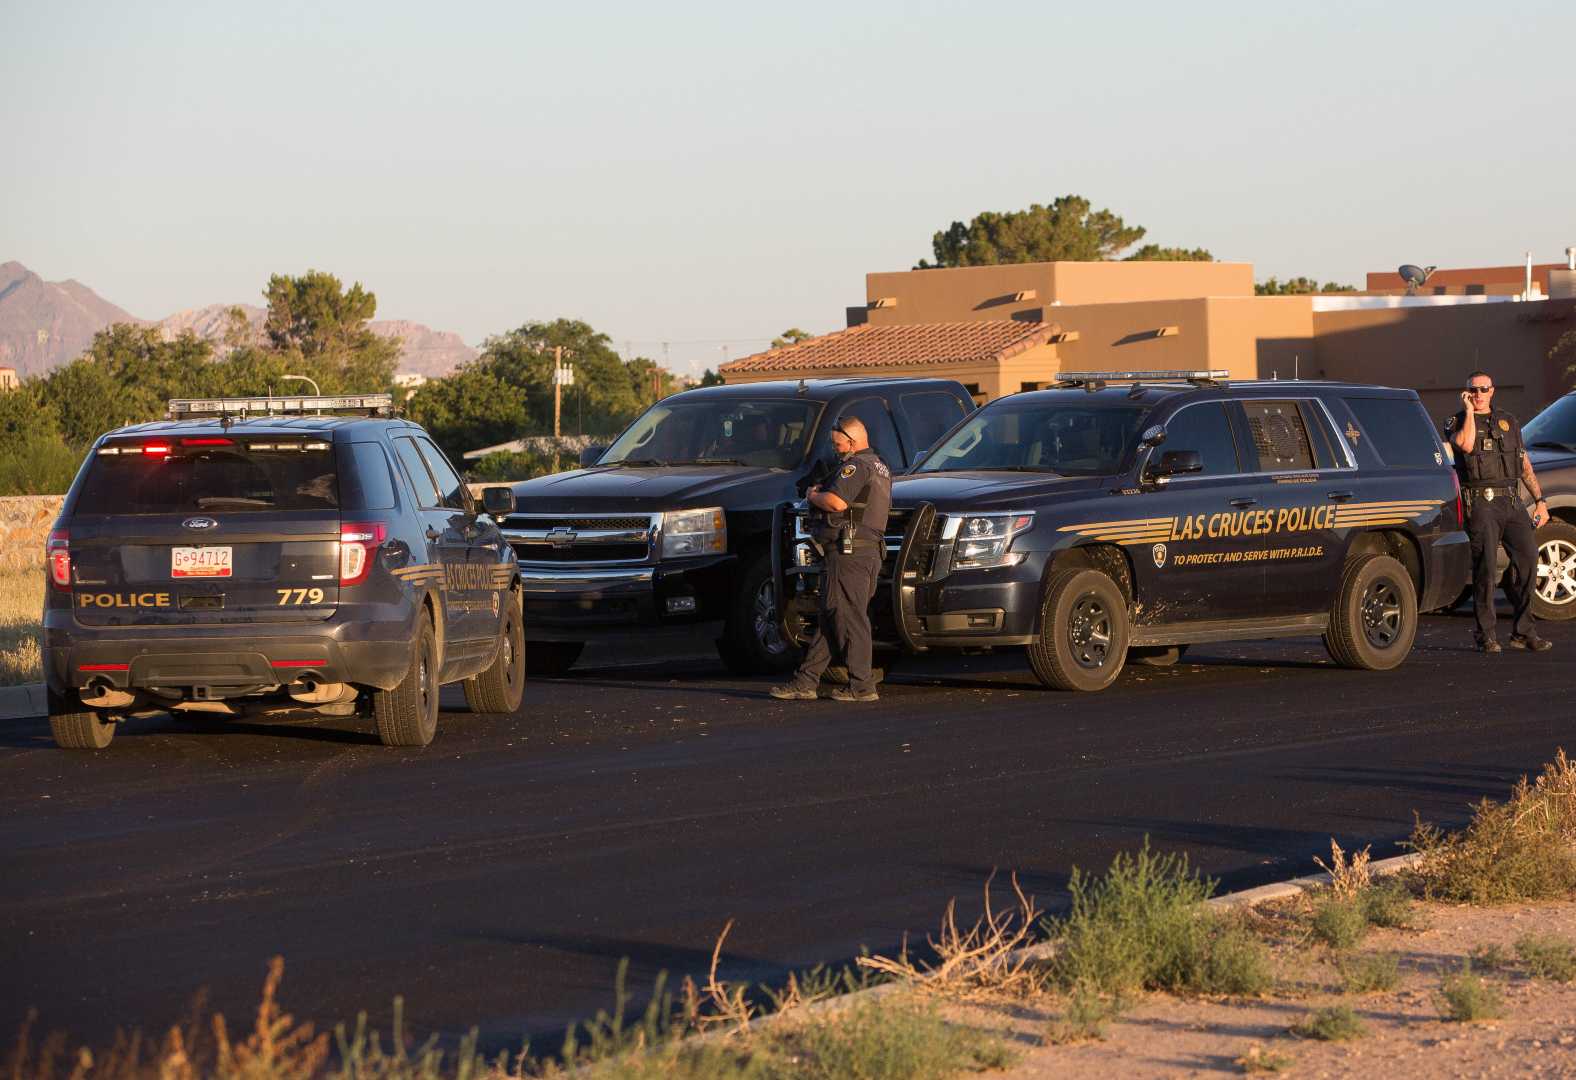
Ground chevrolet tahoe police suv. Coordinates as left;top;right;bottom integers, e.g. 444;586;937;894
503;378;973;676
782;370;1471;691
42;395;524;749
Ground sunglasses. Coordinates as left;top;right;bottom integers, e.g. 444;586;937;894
1467;386;1494;394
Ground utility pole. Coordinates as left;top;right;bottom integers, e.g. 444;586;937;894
553;345;562;438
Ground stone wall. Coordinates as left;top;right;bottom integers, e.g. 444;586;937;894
0;495;65;572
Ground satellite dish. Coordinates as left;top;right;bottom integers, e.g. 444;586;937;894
1398;264;1436;295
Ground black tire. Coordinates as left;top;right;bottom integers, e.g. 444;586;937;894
717;550;799;675
1324;553;1418;671
1129;644;1189;667
1531;520;1576;622
374;613;439;747
48;690;116;750
526;641;584;677
464;589;525;714
1026;567;1130;692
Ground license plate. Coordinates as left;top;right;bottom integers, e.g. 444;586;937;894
172;546;233;578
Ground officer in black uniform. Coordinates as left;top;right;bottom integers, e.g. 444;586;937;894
1446;370;1553;653
771;415;892;702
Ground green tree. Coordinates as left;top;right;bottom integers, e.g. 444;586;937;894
260;270;399;392
917;195;1152;268
40;325;216;446
1255;276;1358;296
1124;245;1214;262
698;369;726;387
0;381;80;495
771;327;813;348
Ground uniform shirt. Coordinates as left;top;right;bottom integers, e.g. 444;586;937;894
826;447;892;541
1444;408;1524;488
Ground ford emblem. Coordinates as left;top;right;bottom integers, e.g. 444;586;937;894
182;517;218;530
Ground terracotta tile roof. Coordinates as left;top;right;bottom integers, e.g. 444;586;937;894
720;321;1058;375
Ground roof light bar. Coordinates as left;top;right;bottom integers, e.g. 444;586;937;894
166;394;395;419
1054;370;1229;384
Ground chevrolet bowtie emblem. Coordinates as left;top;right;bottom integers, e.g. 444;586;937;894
545;527;578;548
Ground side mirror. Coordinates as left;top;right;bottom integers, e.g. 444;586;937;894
1140;425;1167;447
481;486;516;516
911;450;927;468
1154;450;1203;477
580;445;608;468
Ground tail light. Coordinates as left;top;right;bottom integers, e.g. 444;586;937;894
339;521;388;586
47;529;71;590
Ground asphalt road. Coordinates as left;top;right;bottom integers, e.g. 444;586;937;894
2;609;1572;1053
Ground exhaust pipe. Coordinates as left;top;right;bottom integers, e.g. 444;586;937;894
79;681;136;709
288;679;355;706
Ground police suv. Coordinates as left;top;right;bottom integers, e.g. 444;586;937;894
42;395;523;749
782;371;1471;691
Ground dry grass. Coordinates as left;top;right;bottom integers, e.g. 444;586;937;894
856;872;1048;999
1312;839;1372;900
0;566;44;687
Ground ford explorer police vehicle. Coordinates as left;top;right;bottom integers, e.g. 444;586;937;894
503;378;973;676
42;395;523;749
781;371;1471;691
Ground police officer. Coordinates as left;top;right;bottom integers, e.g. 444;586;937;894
1446;370;1553;653
771;416;892;702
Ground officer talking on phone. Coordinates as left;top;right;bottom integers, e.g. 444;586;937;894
771;415;892;702
1446;370;1552;654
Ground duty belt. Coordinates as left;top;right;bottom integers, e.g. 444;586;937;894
1467;483;1517;502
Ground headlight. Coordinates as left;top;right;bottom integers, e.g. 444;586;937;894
661;507;726;558
948;513;1034;570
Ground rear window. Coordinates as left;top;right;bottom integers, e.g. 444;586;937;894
1344;397;1443;468
73;439;339;515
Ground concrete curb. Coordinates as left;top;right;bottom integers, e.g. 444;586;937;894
0;682;45;721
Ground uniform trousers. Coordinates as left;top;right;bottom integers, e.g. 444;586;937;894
1467;494;1538;640
791;546;882;695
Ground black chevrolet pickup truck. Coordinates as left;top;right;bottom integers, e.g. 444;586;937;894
503;377;974;675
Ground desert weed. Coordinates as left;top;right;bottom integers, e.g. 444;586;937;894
1436;962;1504;1022
1291;1004;1365;1041
1514;934;1576;982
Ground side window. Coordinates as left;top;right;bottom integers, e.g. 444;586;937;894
1344;397;1445;468
1242;401;1316;472
1161;403;1239;476
837;397;906;468
1299;403;1343;469
415;436;469;510
337;441;397;511
898;391;968;455
393;437;441;509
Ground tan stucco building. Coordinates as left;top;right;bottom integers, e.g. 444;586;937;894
720;258;1576;423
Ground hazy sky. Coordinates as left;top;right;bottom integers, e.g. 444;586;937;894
5;0;1574;375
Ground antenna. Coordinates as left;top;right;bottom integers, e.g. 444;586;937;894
1398;264;1435;295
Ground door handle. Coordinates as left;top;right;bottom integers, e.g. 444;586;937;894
1326;491;1354;503
1229;498;1257;509
425;527;441;541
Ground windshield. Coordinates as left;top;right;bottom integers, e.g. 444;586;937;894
599;399;820;468
915;399;1151;476
1523;393;1576;451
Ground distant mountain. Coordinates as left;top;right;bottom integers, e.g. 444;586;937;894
0;262;478;381
154;304;478;377
0;261;140;377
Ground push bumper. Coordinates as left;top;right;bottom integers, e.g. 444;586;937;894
518;554;736;640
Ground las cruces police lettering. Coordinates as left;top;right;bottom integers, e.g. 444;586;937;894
1172;503;1339;542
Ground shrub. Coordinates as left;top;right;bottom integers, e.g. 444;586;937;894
1309;896;1368;951
1236;1043;1295;1073
1467;943;1510;971
1361;880;1418;929
1514;934;1576;983
1044;840;1271;997
1335;952;1400;994
767;996;1013;1079
1291;1004;1365;1041
1409;751;1576;904
1045;986;1122;1044
1437;962;1504;1022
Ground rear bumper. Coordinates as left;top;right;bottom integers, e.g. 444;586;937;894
43;607;419;696
518;554;736;640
